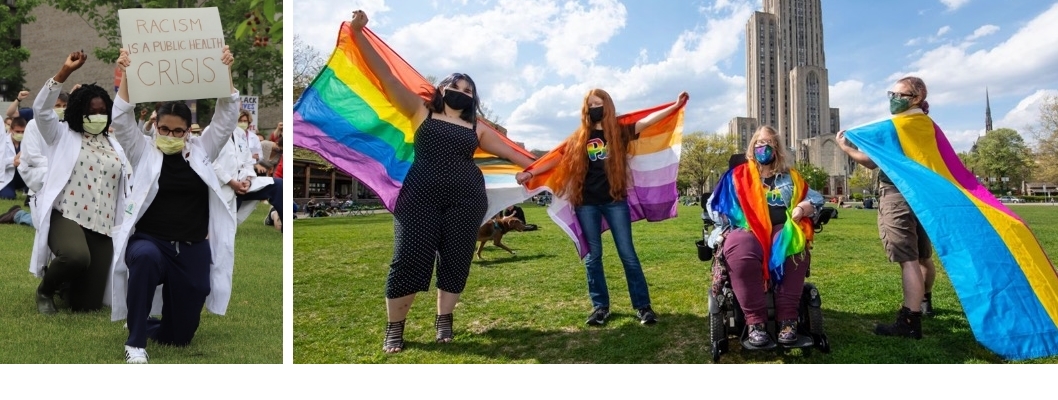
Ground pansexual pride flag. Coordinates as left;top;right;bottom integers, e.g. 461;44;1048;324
845;110;1058;360
521;104;685;259
293;23;535;224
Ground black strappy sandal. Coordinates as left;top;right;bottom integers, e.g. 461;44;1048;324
383;320;405;353
435;313;454;343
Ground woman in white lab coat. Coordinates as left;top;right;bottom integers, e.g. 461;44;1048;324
110;45;238;364
29;52;130;316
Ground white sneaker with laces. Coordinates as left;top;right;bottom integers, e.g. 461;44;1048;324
125;345;149;364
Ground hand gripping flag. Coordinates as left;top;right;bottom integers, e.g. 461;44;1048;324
845;110;1058;360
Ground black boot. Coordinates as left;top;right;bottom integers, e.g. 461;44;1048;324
874;306;921;339
36;281;57;315
921;292;934;317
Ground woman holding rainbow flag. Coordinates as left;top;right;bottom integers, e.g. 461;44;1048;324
706;125;824;348
348;11;536;354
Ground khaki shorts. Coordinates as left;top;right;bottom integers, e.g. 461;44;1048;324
877;184;932;263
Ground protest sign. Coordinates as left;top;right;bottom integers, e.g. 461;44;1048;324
239;95;259;135
118;7;231;103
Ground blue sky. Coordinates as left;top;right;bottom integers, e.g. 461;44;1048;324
293;0;1058;153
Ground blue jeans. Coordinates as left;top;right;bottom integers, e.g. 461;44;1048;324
575;200;652;310
14;210;33;227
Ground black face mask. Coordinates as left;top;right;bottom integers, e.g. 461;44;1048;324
588;106;604;123
443;90;474;111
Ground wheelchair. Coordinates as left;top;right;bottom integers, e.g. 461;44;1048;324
696;204;836;362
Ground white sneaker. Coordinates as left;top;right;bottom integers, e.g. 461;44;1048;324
124;345;149;364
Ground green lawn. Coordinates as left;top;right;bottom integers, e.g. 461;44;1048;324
293;202;1058;364
0;195;283;364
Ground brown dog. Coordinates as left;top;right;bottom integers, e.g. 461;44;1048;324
476;215;526;258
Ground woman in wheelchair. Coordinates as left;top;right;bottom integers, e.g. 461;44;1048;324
706;126;824;347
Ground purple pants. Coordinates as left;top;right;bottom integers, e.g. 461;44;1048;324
721;228;810;325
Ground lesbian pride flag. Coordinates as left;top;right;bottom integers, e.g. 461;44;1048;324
293;23;535;224
521;104;685;259
845;110;1058;360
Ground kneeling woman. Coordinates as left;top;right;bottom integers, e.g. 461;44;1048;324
707;126;824;347
110;46;239;364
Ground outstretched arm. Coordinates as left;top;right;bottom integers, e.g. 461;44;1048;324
635;91;688;134
34;52;86;146
114;49;151;166
477;127;535;169
6;91;28;119
198;46;239;163
836;130;877;169
349;10;426;123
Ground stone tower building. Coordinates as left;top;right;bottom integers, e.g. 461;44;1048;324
729;0;851;196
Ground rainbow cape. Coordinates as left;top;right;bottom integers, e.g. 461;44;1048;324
292;23;535;224
522;104;685;258
845;110;1058;360
709;163;815;285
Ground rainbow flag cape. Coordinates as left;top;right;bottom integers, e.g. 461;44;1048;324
293;23;535;224
845;110;1058;360
522;104;685;258
709;163;815;285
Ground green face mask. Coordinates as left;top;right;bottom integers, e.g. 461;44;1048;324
155;134;186;155
55;107;66;121
82;114;108;135
890;97;911;114
237;122;249;130
12;133;23;142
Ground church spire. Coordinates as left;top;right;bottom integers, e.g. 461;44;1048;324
985;87;993;132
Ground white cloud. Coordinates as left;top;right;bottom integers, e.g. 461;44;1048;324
937;26;952;36
997;89;1058;140
965;24;1000;41
905;25;952;47
939;0;971;11
503;0;757;150
542;0;628;78
892;3;1058;107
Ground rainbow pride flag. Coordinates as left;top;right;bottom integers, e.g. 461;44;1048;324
709;163;814;285
293;23;535;224
521;104;685;258
845;110;1058;360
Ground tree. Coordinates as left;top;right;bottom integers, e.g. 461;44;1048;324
972;128;1034;193
46;0;283;105
796;161;829;191
0;0;41;101
1033;95;1058;184
847;163;876;197
678;131;739;196
293;34;323;101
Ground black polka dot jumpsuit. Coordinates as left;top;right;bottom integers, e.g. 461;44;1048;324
385;112;487;299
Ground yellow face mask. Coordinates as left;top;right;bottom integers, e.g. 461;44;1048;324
155;134;185;155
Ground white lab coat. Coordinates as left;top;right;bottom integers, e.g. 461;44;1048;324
16;120;49;195
0;131;15;192
28;84;131;290
108;90;240;321
213;134;256;224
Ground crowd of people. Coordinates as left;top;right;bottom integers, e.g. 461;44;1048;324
0;44;284;364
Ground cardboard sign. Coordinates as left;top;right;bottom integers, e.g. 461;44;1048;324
239;95;259;135
118;7;231;103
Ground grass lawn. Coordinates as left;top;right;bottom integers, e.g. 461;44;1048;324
0;195;283;364
293;202;1058;364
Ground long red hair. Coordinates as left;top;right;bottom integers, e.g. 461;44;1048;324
552;88;632;206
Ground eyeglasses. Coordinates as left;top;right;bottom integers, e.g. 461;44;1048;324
755;139;775;146
157;125;188;138
887;91;915;99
